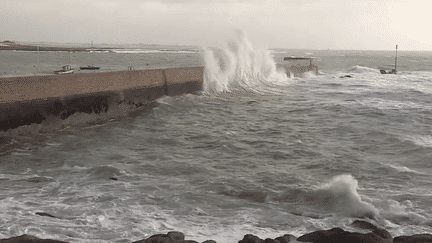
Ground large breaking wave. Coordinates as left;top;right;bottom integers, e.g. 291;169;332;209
203;30;289;94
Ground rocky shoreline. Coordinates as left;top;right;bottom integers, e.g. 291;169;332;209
0;220;431;243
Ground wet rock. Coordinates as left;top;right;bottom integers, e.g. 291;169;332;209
167;231;185;241
88;165;120;180
372;228;392;242
133;234;170;243
393;234;432;243
297;227;392;243
27;176;52;183
238;234;263;243
297;227;345;242
238;234;297;243
274;234;297;243
263;239;278;243
0;234;67;242
351;220;378;230
134;234;170;243
35;212;60;219
133;231;202;243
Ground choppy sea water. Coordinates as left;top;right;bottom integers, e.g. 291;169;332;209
1;35;432;242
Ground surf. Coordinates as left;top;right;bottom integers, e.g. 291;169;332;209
203;30;289;94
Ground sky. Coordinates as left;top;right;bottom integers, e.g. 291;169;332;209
1;0;431;50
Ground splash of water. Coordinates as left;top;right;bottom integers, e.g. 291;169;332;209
203;30;288;94
313;174;379;219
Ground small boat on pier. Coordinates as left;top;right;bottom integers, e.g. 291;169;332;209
54;65;74;75
80;41;100;71
79;65;100;70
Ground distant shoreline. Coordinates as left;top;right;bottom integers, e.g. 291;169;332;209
0;40;119;52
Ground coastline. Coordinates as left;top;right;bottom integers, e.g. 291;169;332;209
1;220;431;243
0;40;119;52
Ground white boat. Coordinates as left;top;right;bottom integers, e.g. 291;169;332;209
54;65;74;75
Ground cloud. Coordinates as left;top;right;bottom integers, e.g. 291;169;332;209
1;0;430;50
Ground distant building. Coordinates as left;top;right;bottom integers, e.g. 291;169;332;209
0;40;18;49
283;57;318;77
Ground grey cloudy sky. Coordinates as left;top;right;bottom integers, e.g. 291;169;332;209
1;0;430;50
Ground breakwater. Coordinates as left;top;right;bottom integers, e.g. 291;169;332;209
0;40;117;52
0;67;203;131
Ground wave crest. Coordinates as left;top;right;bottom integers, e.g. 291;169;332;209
203;30;288;94
275;174;379;219
347;65;379;73
313;174;379;219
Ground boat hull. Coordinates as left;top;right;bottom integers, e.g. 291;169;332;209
54;70;74;75
80;66;100;70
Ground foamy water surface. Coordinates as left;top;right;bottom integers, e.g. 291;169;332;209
1;34;432;242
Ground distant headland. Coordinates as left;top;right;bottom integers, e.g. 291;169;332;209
0;40;119;52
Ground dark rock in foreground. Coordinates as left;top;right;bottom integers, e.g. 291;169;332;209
296;227;392;243
0;234;67;243
133;231;206;243
238;234;263;243
238;234;297;243
393;234;432;243
238;234;296;243
1;226;432;243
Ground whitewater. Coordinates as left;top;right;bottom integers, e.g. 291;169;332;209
0;32;432;242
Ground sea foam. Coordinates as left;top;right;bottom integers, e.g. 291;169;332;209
203;30;288;94
311;174;379;219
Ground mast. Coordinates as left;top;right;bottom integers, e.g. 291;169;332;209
394;44;398;71
37;45;39;71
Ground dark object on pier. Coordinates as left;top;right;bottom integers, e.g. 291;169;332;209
380;45;398;74
80;65;100;70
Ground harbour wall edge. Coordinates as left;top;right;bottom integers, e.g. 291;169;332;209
0;67;204;131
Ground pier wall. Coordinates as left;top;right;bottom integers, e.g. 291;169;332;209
0;67;203;131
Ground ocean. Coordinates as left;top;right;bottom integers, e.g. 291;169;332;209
1;35;432;242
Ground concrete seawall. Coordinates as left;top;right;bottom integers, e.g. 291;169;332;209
0;67;203;131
